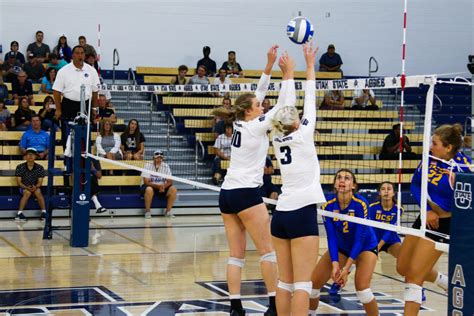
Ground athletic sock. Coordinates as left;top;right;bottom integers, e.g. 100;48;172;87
268;293;276;310
91;195;102;209
230;295;243;311
435;272;449;291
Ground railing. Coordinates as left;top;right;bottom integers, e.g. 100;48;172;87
195;139;205;183
127;68;136;85
368;56;379;77
112;48;120;84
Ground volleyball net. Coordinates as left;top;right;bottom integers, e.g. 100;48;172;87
81;74;472;253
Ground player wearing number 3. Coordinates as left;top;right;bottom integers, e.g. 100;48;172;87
214;45;296;316
269;43;325;316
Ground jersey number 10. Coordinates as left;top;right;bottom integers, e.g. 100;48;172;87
231;131;241;148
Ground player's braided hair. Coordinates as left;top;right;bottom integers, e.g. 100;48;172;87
211;93;255;121
272;106;299;136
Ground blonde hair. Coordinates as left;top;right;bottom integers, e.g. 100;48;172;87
272;106;299;136
434;123;463;155
211;93;256;122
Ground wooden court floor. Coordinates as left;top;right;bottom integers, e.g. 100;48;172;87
0;214;447;315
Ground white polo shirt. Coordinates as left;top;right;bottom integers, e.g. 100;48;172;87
53;62;100;101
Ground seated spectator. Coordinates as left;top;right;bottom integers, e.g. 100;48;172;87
319;90;344;110
78;36;97;59
41;67;56;94
260;156;279;210
95;93;117;123
90;158;108;214
38;96;56;131
380;123;418;160
121;119;145;160
141;149;178;218
188;65;210;85
12;71;33;105
53;35;72;63
85;53;99;72
96;119;122;160
14;96;36;130
319;44;343;73
170;65;188;85
351;89;378;110
212;97;232;134
0;99;11;131
213;68;232;97
221;51;243;77
197;46;217;77
20;115;49;159
4;41;26;66
262;98;272;114
27;31;51;63
23;53;45;83
0;75;10;102
212;123;233;184
47;53;68;71
1;53;22;83
14;148;47;222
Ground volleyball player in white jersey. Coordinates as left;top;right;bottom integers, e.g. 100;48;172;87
217;45;297;316
270;43;325;316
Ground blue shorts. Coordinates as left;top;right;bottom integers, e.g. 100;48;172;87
271;204;319;239
339;247;379;259
379;242;400;253
219;187;264;214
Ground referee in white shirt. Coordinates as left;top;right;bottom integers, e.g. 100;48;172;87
53;45;100;146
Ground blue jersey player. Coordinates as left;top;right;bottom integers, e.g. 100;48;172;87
310;169;379;316
397;124;472;314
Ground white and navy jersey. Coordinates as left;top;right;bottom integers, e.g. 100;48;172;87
222;76;295;189
273;80;326;211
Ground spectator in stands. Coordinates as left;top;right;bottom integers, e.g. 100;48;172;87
319;44;343;73
141;149;178;218
0;75;10;102
212;96;232;134
213;68;232;97
38;96;56;131
23;53;45;83
14;96;35;131
78;36;97;59
85;53;99;72
20;115;49;159
319;90;344;110
262;98;272;114
380;123;417;160
0;99;11;131
1;54;22;83
260;156;279;211
12;71;33;105
96;93;117;123
197;46;217;77
90;157;108;214
189;65;210;85
47;53;68;71
53;35;72;63
170;65;188;85
41;67;56;94
27;31;51;63
221;50;243;77
14;148;47;222
212;123;233;184
352;89;378;110
121;119;145;160
96;119;122;160
4;41;26;66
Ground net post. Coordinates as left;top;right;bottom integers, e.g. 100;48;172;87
42;123;59;240
448;173;474;314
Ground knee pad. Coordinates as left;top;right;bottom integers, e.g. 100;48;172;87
293;281;313;295
309;289;320;299
404;283;423;304
227;257;245;268
260;251;277;263
356;288;375;304
277;280;294;293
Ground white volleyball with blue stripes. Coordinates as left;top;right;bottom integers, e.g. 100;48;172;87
286;17;314;44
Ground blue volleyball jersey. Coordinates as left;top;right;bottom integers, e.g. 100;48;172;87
411;151;473;212
322;193;378;262
369;201;402;244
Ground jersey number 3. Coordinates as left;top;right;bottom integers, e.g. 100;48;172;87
279;146;292;165
231;131;241;148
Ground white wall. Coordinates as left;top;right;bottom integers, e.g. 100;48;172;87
1;0;472;76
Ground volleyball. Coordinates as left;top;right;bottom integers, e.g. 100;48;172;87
286;17;314;44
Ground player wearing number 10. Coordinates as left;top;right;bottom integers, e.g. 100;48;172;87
269;43;325;316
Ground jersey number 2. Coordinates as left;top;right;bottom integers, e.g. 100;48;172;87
343;221;349;233
279;146;292;165
231;131;241;148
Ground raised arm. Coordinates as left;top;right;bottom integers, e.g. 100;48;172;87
255;45;279;103
302;43;318;133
